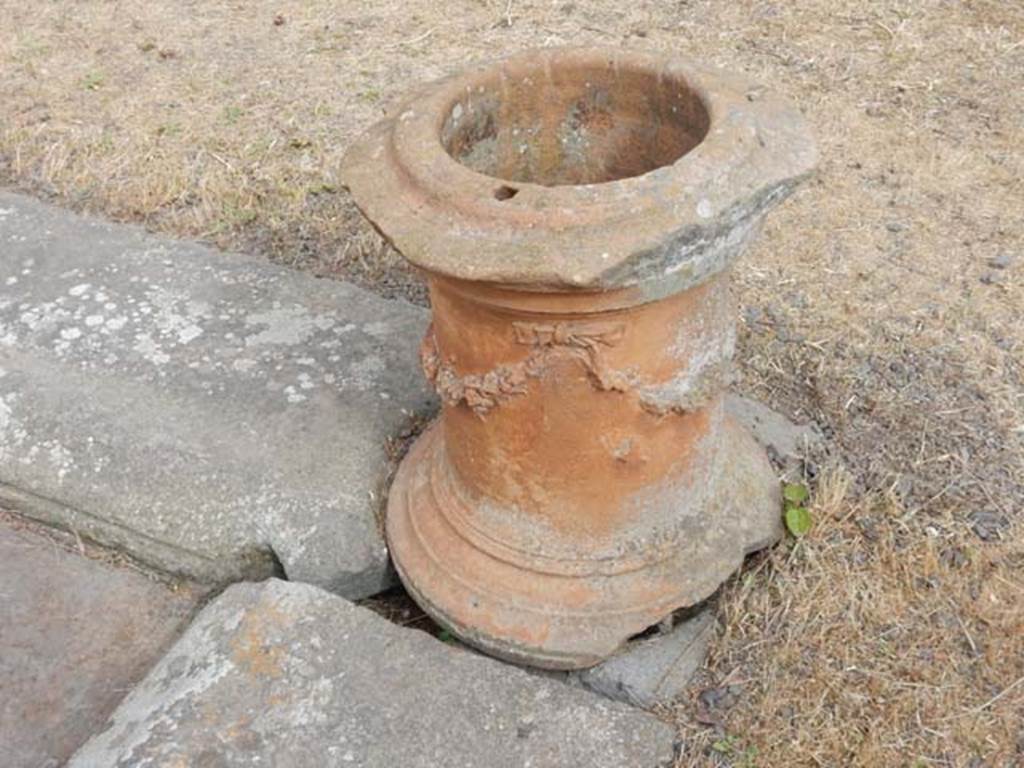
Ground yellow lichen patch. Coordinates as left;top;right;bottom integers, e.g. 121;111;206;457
228;602;292;680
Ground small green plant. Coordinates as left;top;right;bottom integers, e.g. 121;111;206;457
783;482;812;537
359;88;381;104
221;204;258;226
223;105;244;124
18;36;50;58
156;122;182;137
437;626;455;643
82;71;105;91
711;736;735;754
711;735;758;767
308;183;337;195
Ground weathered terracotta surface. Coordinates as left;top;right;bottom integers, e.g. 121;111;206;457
342;47;816;669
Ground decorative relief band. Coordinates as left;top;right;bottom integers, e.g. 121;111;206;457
511;321;625;348
420;320;727;416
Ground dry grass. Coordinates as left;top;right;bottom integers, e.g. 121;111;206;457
669;471;1024;766
2;1;1022;765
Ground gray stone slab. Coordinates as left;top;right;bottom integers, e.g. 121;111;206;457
0;512;200;768
725;393;822;475
0;192;435;597
69;579;677;768
569;606;713;708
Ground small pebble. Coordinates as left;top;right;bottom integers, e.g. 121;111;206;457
968;510;1008;541
939;546;968;569
743;306;764;326
988;253;1014;270
698;685;742;711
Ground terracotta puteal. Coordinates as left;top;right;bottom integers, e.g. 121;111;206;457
341;47;816;669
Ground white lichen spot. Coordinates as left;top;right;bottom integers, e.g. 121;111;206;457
0;394;31;464
20;302;69;332
133;333;170;365
48;443;75;482
347;355;385;390
85;315;105;327
5;276;17;286
0;395;12;443
284;385;307;404
60;327;82;341
177;324;203;344
361;321;390;338
244;306;334;346
696;198;714;219
68;283;92;297
105;316;128;331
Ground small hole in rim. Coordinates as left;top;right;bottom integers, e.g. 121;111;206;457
494;185;519;201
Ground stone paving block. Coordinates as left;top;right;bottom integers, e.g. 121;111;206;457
569;606;714;708
69;579;677;768
0;192;435;597
0;514;200;768
725;393;822;476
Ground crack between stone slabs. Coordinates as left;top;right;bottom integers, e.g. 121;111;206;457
0;481;279;587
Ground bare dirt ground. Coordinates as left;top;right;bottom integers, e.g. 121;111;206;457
2;1;1022;765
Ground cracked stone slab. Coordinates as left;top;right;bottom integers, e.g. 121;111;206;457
725;393;823;477
0;192;435;597
69;579;677;768
0;514;200;768
568;606;714;708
